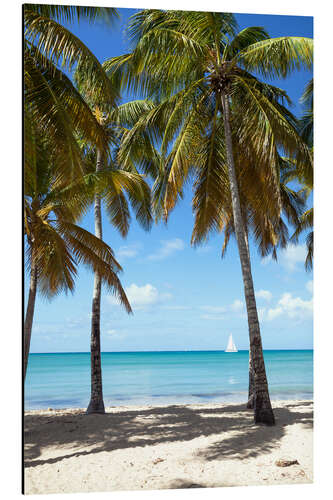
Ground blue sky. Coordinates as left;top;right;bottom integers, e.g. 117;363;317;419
27;8;313;353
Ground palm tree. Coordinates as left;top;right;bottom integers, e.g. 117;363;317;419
104;10;313;424
24;120;131;381
72;69;156;412
82;122;154;414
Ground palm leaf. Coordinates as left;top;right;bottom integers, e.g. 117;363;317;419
191;104;229;245
236;36;313;78
25;5;118;25
57;221;132;312
24;8;118;105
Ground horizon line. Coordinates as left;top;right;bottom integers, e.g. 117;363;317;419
30;348;314;354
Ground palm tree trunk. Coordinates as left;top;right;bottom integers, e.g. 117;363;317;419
87;148;105;414
244;231;254;409
220;91;275;425
247;349;255;409
24;259;37;381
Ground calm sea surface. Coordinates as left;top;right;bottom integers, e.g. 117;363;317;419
25;350;313;410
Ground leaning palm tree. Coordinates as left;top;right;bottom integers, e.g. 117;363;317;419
24;118;131;381
105;10;313;424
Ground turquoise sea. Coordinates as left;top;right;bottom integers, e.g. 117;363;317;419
25;350;313;410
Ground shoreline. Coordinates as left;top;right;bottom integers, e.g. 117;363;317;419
25;397;314;414
24;399;313;494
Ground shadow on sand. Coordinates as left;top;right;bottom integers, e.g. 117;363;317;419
24;401;313;469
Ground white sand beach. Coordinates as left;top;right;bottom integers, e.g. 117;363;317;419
24;400;313;494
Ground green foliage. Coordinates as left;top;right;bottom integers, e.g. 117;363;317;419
24;4;119;186
106;9;312;261
24;4;147;312
286;79;313;270
24;125;131;313
25;4;118;25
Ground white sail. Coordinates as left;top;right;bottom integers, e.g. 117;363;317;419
225;334;238;352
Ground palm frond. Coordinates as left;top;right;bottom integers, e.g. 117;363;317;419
236;36;313;78
24;8;118;105
191;105;229;245
25;52;85;183
100;170;153;235
57;221;132;312
24;4;118;25
223;26;269;60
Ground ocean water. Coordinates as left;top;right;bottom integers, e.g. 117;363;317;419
25;350;313;410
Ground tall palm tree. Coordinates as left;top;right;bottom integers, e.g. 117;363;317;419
105;10;313;424
82;120;154;414
73;68;156;412
24;119;131;381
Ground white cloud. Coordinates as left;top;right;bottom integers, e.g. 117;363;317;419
126;284;158;307
266;307;283;321
255;289;272;302
280;244;307;272
267;292;313;321
231;299;244;312
306;280;313;294
107;283;172;310
116;243;141;261
147;238;185;261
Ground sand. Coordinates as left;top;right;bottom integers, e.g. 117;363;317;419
24;400;313;494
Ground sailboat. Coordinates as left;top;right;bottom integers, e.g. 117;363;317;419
225;334;238;352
